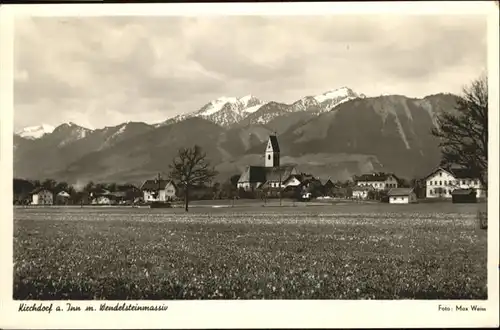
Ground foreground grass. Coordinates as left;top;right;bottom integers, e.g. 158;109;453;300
13;206;487;300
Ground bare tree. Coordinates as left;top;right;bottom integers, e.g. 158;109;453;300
168;145;217;212
431;75;488;191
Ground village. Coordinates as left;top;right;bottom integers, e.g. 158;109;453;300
13;134;485;207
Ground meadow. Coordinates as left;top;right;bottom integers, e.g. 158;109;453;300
13;202;487;300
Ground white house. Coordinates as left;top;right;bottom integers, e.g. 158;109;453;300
237;134;298;191
352;186;373;200
31;188;53;205
424;167;485;199
388;188;417;204
140;179;177;202
354;173;399;190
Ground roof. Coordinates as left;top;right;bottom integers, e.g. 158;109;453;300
355;173;396;182
238;166;268;183
451;188;476;196
238;165;297;183
102;191;127;198
116;184;140;192
387;188;414;196
268;135;280;152
424;166;477;180
322;179;335;186
283;174;301;183
449;168;477;179
141;179;175;191
31;187;53;195
266;165;296;181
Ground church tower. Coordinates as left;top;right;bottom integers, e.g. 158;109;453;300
265;134;280;168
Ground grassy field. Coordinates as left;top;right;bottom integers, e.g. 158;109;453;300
13;202;487;300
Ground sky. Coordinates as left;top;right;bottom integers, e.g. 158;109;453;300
13;14;487;131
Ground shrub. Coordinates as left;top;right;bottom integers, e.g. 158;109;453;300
477;211;488;230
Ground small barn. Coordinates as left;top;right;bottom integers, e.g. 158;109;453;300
55;191;71;205
451;188;477;203
387;188;417;204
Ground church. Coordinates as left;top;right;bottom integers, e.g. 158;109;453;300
237;134;298;191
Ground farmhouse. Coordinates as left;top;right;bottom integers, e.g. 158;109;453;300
424;167;484;199
31;188;53;205
388;188;417;204
354;173;399;190
352;186;373;200
237;134;299;191
140;179;177;202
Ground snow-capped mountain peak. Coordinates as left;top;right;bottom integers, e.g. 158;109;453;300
157;86;363;127
52;122;93;147
311;87;364;113
239;94;258;106
313;86;358;103
158;94;266;127
199;96;239;116
15;124;55;139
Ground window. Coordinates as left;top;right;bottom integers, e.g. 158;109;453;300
474;180;478;185
439;181;442;185
268;155;271;160
439;172;442;177
462;180;465;185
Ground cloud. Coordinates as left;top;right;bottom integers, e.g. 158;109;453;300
13;15;487;130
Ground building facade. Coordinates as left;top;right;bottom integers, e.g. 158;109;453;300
352;186;373;200
425;167;484;199
31;189;53;205
141;179;177;202
388;188;417;204
355;173;399;190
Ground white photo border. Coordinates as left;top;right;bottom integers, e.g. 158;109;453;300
0;1;498;329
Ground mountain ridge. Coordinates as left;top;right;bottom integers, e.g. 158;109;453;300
13;92;459;186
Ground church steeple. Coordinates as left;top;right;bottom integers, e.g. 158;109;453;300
265;133;280;168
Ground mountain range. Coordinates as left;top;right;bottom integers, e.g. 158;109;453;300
13;87;457;187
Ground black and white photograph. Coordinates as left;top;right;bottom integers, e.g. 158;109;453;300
0;1;499;329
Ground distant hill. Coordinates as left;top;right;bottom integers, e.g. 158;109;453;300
13;91;458;185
